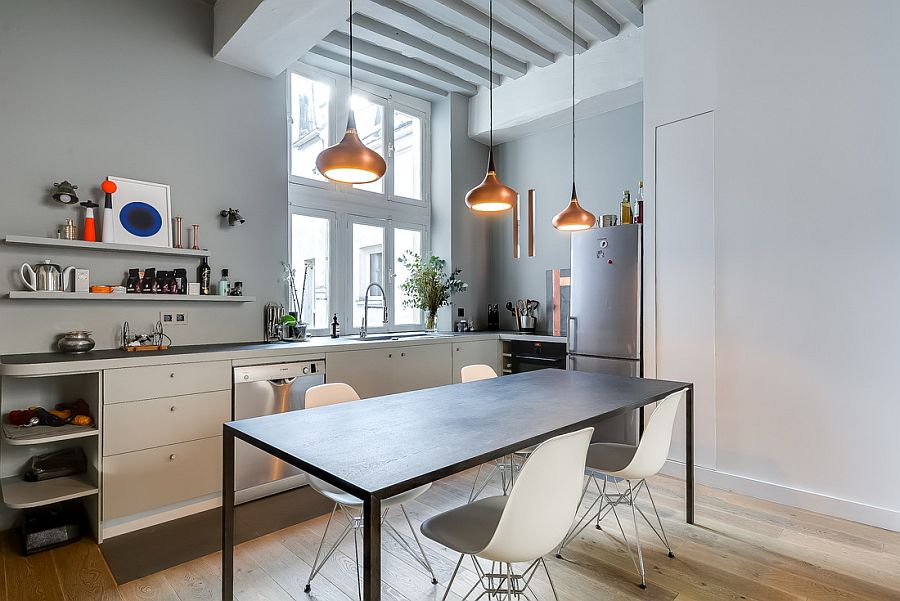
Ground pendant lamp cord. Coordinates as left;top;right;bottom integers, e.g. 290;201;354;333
571;0;576;187
489;0;494;153
349;0;354;93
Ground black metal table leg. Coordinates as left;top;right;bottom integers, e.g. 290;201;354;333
363;495;382;601
222;427;235;600
685;384;695;524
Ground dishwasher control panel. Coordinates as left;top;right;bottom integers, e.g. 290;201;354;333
233;359;325;383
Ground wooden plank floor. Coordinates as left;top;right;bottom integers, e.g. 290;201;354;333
1;468;898;601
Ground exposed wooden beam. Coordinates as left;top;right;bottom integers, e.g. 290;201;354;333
474;0;589;55
416;0;556;67
604;0;643;27
304;47;449;99
322;31;478;95
351;14;498;87
361;0;528;78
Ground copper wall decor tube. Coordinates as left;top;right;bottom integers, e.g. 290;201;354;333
512;194;520;258
527;189;536;257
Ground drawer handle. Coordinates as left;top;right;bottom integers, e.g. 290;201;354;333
401;352;406;357
170;372;176;378
388;353;392;358
169;454;176;461
170;406;177;412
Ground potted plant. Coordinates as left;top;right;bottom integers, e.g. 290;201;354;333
281;261;309;341
398;253;467;332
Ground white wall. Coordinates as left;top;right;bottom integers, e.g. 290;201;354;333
644;0;900;530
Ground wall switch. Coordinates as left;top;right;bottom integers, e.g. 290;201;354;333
160;311;188;326
457;307;465;317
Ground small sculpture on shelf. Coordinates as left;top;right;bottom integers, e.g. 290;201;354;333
51;180;80;205
100;180;117;243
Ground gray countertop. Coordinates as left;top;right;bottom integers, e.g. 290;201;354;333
0;331;565;376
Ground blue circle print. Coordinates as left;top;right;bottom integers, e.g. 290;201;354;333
119;202;163;238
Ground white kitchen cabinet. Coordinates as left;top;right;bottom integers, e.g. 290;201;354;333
452;340;501;383
326;342;452;397
104;360;231;404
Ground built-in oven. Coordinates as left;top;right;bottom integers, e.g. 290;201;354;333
509;340;567;373
232;359;325;504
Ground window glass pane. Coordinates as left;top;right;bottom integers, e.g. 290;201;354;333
352;222;385;327
393;111;422;200
291;74;330;181
394;228;423;325
290;214;330;329
351;95;384;194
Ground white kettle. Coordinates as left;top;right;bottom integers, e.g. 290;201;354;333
20;260;75;292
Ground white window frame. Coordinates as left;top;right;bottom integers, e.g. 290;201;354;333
289;193;430;336
287;205;337;337
287;63;431;209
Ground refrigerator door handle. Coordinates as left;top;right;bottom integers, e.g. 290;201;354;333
567;316;577;354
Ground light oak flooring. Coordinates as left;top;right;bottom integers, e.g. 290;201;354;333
1;468;899;601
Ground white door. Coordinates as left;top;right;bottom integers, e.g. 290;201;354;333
655;112;716;469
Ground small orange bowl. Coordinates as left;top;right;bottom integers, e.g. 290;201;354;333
90;286;113;294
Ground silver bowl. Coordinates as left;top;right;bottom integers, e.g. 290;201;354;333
58;331;96;354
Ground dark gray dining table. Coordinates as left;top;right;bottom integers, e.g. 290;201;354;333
222;369;693;601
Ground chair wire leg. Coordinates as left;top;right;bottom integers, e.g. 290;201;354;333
628;481;647;589
506;563;513;601
353;514;363;601
556;475;601;557
540;558;560;601
643;481;675;557
442;554;464;601
608;492;641;581
400;504;438;583
595;476;608;529
305;503;344;592
469;464;485;503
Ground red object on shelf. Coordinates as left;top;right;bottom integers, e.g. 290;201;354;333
101;180;117;194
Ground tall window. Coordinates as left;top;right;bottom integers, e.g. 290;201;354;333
288;65;430;334
290;74;330;181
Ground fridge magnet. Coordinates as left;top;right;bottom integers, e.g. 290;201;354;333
107;176;172;247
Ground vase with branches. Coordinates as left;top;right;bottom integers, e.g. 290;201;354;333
398;253;467;332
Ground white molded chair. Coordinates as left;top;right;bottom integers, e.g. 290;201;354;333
303;383;437;598
421;427;594;601
460;365;532;502
460;364;499;383
557;389;685;589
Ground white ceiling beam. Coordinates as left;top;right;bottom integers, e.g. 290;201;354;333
360;0;528;78
416;0;556;67
304;47;449;100
351;14;498;87
603;0;643;27
321;32;478;95
468;24;642;144
573;0;621;41
468;0;589;55
214;0;345;78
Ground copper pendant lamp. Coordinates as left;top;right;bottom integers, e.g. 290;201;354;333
315;0;386;185
466;0;516;213
552;0;596;231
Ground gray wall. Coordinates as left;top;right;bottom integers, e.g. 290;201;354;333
430;94;490;331
0;0;287;354
489;103;643;331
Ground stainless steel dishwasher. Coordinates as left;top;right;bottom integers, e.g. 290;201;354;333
233;359;325;504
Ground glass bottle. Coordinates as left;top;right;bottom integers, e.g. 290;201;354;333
620;190;633;225
198;257;211;295
635;180;644;224
218;269;230;296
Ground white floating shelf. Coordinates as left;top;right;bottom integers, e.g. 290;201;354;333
7;291;255;302
2;423;99;446
1;473;98;509
4;235;210;258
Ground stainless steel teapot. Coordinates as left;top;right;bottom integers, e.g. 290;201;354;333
20;260;75;292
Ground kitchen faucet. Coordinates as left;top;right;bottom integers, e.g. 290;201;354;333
360;282;388;339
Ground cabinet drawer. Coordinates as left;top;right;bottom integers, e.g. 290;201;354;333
102;436;221;521
104;361;231;404
103;390;231;456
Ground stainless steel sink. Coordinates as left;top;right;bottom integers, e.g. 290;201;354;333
349;332;453;342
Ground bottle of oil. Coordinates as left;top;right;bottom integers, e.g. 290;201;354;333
620;190;633;225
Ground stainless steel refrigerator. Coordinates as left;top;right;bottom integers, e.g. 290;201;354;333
568;224;642;444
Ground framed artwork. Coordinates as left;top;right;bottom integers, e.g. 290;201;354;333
107;176;172;247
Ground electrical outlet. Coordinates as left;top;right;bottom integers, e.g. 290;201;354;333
160;311;189;326
457;307;465;317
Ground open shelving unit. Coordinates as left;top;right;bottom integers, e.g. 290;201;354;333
7;291;255;302
1;473;98;509
4;235;209;258
1;423;99;446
